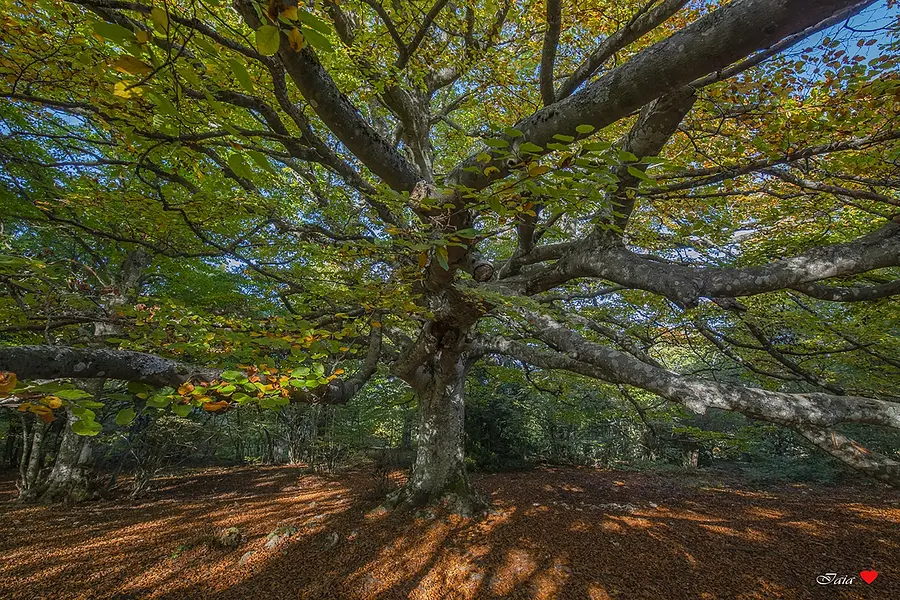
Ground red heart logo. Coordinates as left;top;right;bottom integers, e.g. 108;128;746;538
860;570;878;584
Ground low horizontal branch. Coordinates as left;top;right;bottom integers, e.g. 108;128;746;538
0;336;382;405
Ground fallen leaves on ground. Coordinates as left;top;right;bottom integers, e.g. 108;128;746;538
0;466;897;599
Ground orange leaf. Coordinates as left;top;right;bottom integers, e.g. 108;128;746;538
0;372;17;393
202;401;230;412
177;383;195;395
288;28;305;52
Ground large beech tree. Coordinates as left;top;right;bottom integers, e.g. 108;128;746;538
1;0;899;511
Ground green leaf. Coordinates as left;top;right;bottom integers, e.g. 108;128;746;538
553;134;575;143
55;389;93;400
220;370;242;379
255;25;281;56
72;419;102;436
247;150;276;175
172;403;192;417
71;406;95;420
519;142;543;154
455;228;477;239
128;381;152;395
229;59;254;93
93;22;136;43
146;394;171;408
434;246;449;270
194;37;219;56
150;92;178;117
228;153;254;180
298;9;332;36
115;408;137;426
583;141;611;152
301;26;333;52
575;124;595;134
502;127;524;138
484;138;509;148
617;149;638;163
627;166;653;182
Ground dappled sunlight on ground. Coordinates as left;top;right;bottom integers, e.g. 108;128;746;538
1;465;898;599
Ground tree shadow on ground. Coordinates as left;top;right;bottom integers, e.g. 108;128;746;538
0;465;897;599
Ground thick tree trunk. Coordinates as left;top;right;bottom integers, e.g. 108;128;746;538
37;409;95;503
391;348;482;516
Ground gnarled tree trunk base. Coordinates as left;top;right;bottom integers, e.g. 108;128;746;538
387;466;485;517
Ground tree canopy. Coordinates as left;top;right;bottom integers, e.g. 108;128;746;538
1;0;899;509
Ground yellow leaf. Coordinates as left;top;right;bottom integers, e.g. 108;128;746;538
333;368;345;375
28;404;52;417
112;56;153;76
113;81;138;98
135;29;151;44
418;251;428;268
280;6;298;20
0;371;16;393
288;27;305;52
41;396;62;409
371;321;382;328
528;165;550;177
150;7;169;33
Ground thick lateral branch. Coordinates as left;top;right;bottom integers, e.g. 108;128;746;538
555;0;689;101
0;346;210;388
523;222;900;305
479;310;900;433
604;88;697;230
0;338;381;405
792;279;900;302
448;0;875;191
231;0;420;192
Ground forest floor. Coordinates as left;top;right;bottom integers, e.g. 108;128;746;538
0;465;897;600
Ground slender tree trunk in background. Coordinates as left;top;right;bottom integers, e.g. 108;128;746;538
18;419;48;500
18;414;31;485
392;345;482;516
4;417;18;468
401;409;413;451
